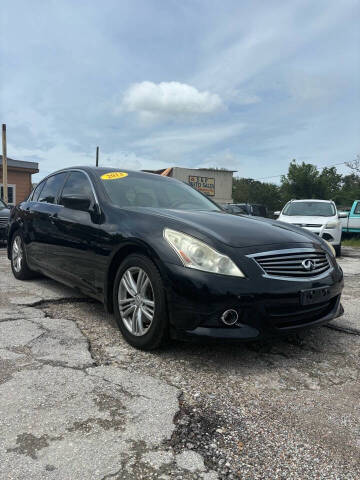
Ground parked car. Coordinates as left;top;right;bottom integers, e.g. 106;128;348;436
228;203;268;217
8;167;343;350
275;199;346;256
0;198;11;244
220;204;248;215
339;200;360;234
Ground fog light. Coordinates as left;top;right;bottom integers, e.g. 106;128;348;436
221;309;238;326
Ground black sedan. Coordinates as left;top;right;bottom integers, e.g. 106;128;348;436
0;198;11;244
8;167;344;349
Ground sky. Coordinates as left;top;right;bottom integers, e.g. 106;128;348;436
1;0;359;183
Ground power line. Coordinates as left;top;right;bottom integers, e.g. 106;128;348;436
252;161;349;181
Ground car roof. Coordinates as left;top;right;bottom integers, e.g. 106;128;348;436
290;199;333;203
51;166;148;175
43;166;176;183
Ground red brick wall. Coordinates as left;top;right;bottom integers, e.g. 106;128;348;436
0;168;33;204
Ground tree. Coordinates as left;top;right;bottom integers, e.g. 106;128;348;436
319;167;342;200
346;154;360;175
231;159;359;214
337;173;360;207
280;160;326;199
232;178;282;211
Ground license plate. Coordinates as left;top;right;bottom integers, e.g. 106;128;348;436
300;286;332;305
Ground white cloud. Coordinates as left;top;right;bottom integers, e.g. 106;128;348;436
121;81;224;118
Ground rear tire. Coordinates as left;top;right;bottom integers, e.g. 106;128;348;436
10;232;36;280
334;244;341;257
113;254;168;350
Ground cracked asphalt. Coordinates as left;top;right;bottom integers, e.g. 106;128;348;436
0;246;359;479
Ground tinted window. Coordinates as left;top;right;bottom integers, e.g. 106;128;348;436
283;201;335;217
354;202;360;214
101;173;220;211
252;205;267;217
38;173;67;204
60;171;94;205
31;182;45;202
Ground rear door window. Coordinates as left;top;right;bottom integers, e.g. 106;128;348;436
38;173;68;204
354;202;360;215
59;171;94;206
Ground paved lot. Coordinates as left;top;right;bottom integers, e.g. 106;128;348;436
0;246;359;479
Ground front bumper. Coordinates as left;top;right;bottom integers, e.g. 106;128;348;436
302;226;341;246
163;258;344;342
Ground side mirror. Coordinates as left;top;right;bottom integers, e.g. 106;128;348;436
61;195;91;212
338;212;349;218
274;211;281;216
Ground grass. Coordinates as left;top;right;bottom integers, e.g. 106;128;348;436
342;236;360;248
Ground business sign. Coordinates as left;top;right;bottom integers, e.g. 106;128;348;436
188;176;215;196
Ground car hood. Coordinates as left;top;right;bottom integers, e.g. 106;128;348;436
279;215;335;225
132;208;321;248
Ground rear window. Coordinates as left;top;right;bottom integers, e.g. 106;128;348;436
283;201;335;217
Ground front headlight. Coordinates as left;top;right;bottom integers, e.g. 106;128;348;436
164;228;245;277
324;240;336;257
325;221;338;228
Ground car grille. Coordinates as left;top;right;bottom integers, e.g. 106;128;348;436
268;296;338;328
250;249;331;278
0;217;9;227
293;223;322;228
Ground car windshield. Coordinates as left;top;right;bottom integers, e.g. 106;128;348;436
0;199;6;210
283;201;335;217
101;173;221;211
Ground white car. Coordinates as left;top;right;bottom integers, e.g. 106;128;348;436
275;199;345;256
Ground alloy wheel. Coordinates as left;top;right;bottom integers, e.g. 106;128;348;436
118;267;155;336
12;236;23;273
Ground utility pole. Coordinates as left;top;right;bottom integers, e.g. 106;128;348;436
96;146;99;167
1;124;8;204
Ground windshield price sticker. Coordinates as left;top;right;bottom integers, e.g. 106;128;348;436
101;172;128;180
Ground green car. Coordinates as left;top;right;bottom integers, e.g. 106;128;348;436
340;201;360;234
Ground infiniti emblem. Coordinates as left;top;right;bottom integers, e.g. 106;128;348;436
302;259;316;271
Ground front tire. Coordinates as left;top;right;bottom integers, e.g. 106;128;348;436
10;232;36;280
113;254;168;350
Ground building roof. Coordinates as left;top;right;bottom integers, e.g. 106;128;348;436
0;155;39;173
143;166;236;177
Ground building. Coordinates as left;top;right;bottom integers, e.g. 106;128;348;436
0;156;39;206
145;167;235;204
